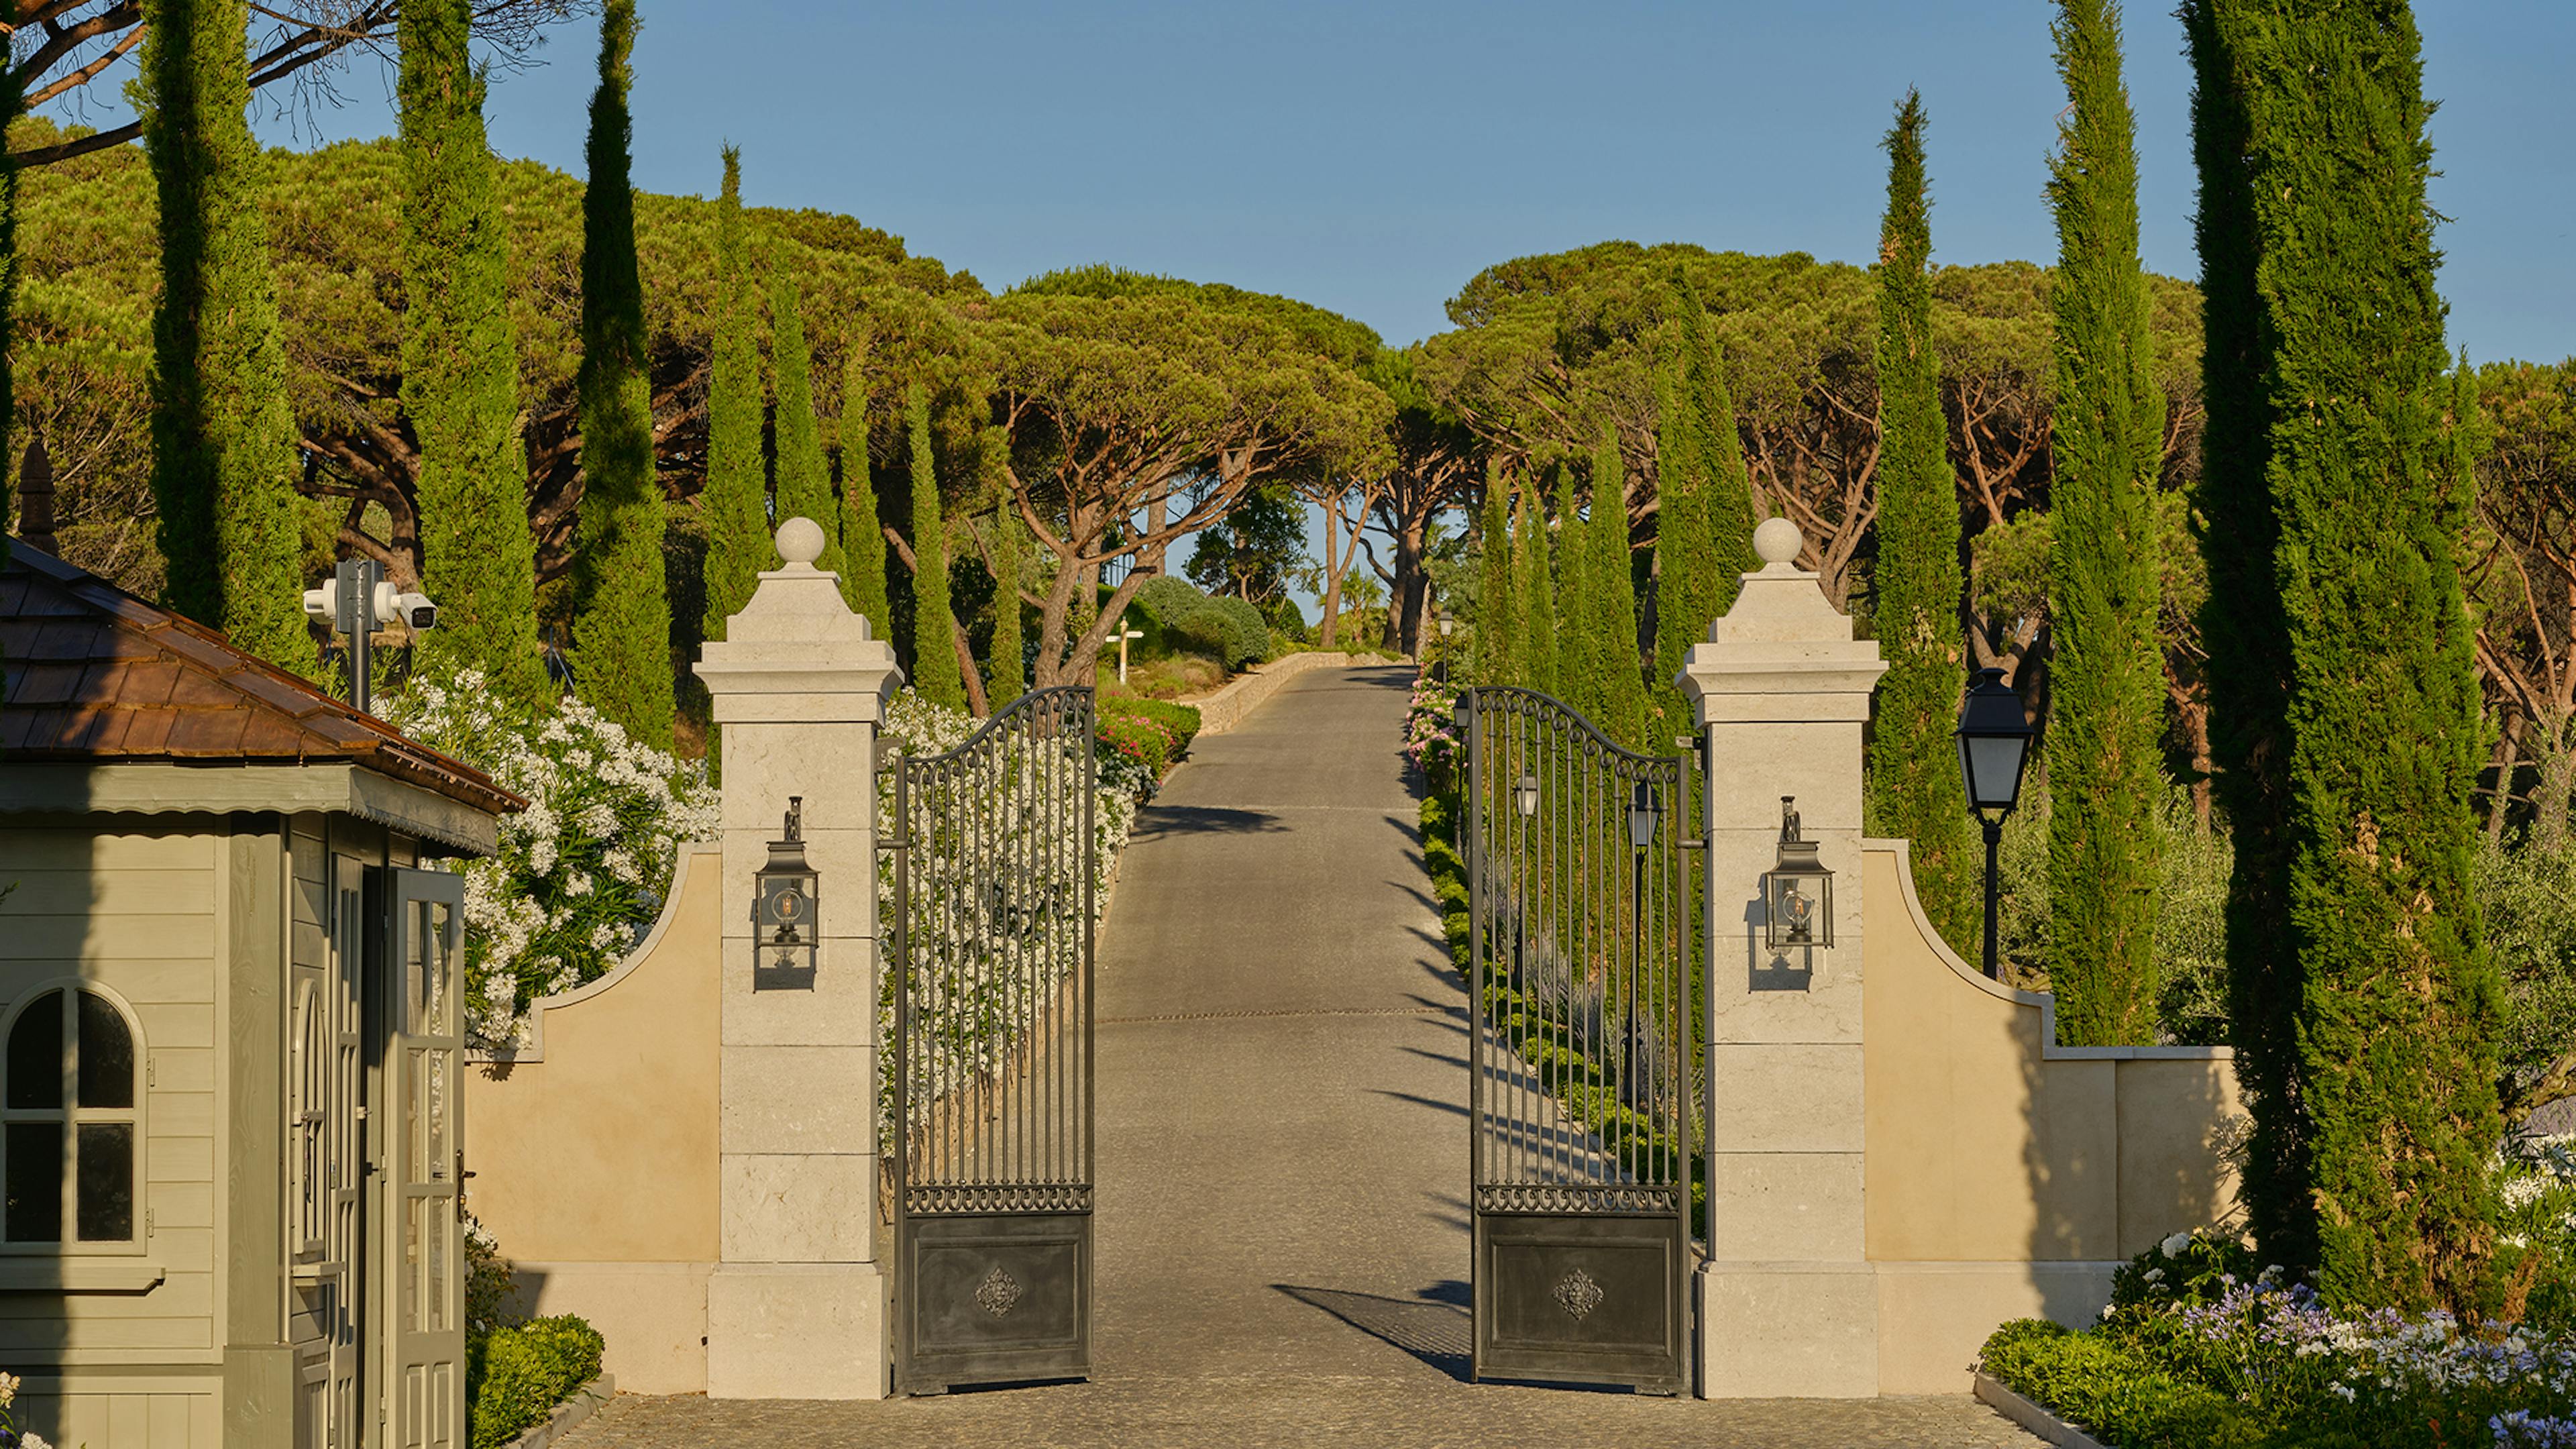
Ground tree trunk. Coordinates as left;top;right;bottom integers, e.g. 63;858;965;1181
1318;496;1343;650
2534;711;2573;854
2488;711;2524;845
1383;516;1429;656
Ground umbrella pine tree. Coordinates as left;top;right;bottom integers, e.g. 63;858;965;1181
1864;91;1978;952
568;0;673;748
2045;0;2167;1044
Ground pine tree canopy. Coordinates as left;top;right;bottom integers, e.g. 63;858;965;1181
1865;89;1980;955
2044;0;2167;1046
568;0;674;749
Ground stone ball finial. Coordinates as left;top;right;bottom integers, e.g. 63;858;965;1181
1754;516;1804;568
776;517;826;568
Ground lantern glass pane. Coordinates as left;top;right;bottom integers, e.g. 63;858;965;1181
1964;735;2029;810
1766;872;1830;949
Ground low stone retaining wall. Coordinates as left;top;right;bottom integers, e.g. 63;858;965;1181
1179;651;1354;735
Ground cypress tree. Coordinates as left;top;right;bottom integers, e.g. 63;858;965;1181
768;264;840;574
699;147;765;645
2045;0;2167;1045
1864;91;1978;952
2192;0;2500;1311
1651;321;1715;737
142;0;308;669
568;0;673;749
400;0;546;705
1517;488;1557;696
987;504;1025;708
838;343;892;636
1553;462;1592;719
1688;275;1761;613
1478;464;1514;685
2184;0;2304;1270
904;381;965;710
1589;428;1646;750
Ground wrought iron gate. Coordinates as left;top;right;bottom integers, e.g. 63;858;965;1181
886;686;1098;1396
1458;688;1695;1394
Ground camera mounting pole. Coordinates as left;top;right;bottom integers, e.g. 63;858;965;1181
301;559;439;715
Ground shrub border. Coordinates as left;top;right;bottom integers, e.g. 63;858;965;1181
494;1374;615;1449
1974;1371;2113;1449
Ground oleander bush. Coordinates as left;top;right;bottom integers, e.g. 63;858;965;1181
381;665;718;1049
467;1315;606;1449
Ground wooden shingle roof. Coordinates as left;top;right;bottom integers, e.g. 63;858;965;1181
1;540;521;818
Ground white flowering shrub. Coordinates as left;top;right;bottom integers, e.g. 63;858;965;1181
381;669;716;1048
0;1371;52;1449
874;689;1135;1158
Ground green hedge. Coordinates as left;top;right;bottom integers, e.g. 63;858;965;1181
1979;1320;2243;1449
468;1314;606;1449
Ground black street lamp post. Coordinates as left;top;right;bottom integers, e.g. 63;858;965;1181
1621;780;1661;1112
1955;667;2036;980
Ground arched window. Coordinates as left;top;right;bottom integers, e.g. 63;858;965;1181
3;988;140;1246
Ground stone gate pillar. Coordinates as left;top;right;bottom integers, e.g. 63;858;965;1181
1679;518;1888;1398
693;517;904;1399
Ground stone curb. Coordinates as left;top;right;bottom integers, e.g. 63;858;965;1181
498;1375;616;1449
1972;1372;2110;1449
1177;651;1354;735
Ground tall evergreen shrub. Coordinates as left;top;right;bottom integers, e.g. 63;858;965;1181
400;0;546;706
1517;488;1556;696
143;0;308;668
568;0;672;748
768;264;839;574
2190;0;2501;1311
1864;91;1978;951
987;504;1025;708
904;382;964;710
698;147;765;645
1554;463;1592;720
1478;464;1514;684
1589;428;1646;750
2045;0;2167;1045
838;344;891;636
1652;322;1715;737
1654;269;1761;737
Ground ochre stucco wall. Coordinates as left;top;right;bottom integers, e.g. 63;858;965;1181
466;846;722;1391
1858;842;2242;1391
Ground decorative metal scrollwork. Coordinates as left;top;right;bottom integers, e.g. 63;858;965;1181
975;1265;1023;1319
1553;1267;1605;1322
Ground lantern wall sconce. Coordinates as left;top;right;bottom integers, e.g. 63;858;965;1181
753;796;820;989
1762;795;1834;951
1514;773;1541;820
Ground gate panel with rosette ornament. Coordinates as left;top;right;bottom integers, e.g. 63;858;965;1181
886;687;1098;1395
1458;688;1695;1394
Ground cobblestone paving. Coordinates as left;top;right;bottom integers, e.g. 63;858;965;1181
558;666;2040;1449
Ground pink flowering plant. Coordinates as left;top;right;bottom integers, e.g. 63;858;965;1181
1401;667;1462;786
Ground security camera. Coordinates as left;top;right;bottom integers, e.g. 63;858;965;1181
368;582;438;632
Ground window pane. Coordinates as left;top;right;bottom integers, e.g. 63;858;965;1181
7;991;62;1110
77;993;133;1109
76;1122;133;1241
5;1122;62;1242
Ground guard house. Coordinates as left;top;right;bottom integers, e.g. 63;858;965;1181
0;541;520;1449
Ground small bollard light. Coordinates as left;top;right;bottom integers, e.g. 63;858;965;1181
753;796;820;988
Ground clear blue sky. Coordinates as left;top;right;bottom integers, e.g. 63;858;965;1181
193;1;2576;622
233;0;2573;363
